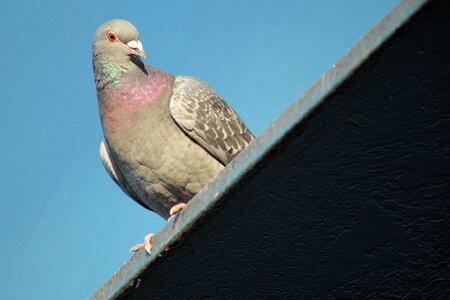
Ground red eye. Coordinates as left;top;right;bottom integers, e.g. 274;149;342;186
107;32;117;42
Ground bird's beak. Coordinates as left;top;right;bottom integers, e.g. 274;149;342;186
127;40;146;60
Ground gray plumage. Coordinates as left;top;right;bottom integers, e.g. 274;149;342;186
94;20;254;220
171;76;254;165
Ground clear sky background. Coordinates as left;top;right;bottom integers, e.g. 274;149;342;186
0;1;398;298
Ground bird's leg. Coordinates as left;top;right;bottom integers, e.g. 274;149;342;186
130;233;155;253
169;203;187;216
129;203;186;253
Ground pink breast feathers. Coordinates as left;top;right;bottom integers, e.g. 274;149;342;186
100;71;171;139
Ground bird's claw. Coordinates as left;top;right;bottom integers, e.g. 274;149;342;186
129;243;144;252
130;233;155;254
169;203;187;216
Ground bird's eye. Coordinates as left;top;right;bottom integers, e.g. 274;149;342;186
107;32;117;42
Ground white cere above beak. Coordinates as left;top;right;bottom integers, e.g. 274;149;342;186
127;40;146;59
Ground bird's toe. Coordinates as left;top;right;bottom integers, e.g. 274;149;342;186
169;203;187;216
130;233;155;253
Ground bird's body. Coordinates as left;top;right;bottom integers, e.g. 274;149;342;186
97;65;226;219
93;20;254;223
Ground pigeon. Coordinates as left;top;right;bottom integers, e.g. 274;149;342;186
92;19;254;253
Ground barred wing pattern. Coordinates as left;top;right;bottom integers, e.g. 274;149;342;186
170;76;254;166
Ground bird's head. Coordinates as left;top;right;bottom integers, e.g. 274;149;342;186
93;19;147;63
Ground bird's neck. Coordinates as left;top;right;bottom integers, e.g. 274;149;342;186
93;58;130;91
95;58;173;140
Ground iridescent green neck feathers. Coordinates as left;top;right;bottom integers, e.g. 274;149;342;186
93;58;128;91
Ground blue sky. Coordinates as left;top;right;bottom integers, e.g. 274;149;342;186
0;1;398;298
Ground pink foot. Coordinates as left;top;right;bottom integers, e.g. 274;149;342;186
129;233;155;253
169;203;187;216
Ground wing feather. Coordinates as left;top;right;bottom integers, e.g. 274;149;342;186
170;76;254;165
